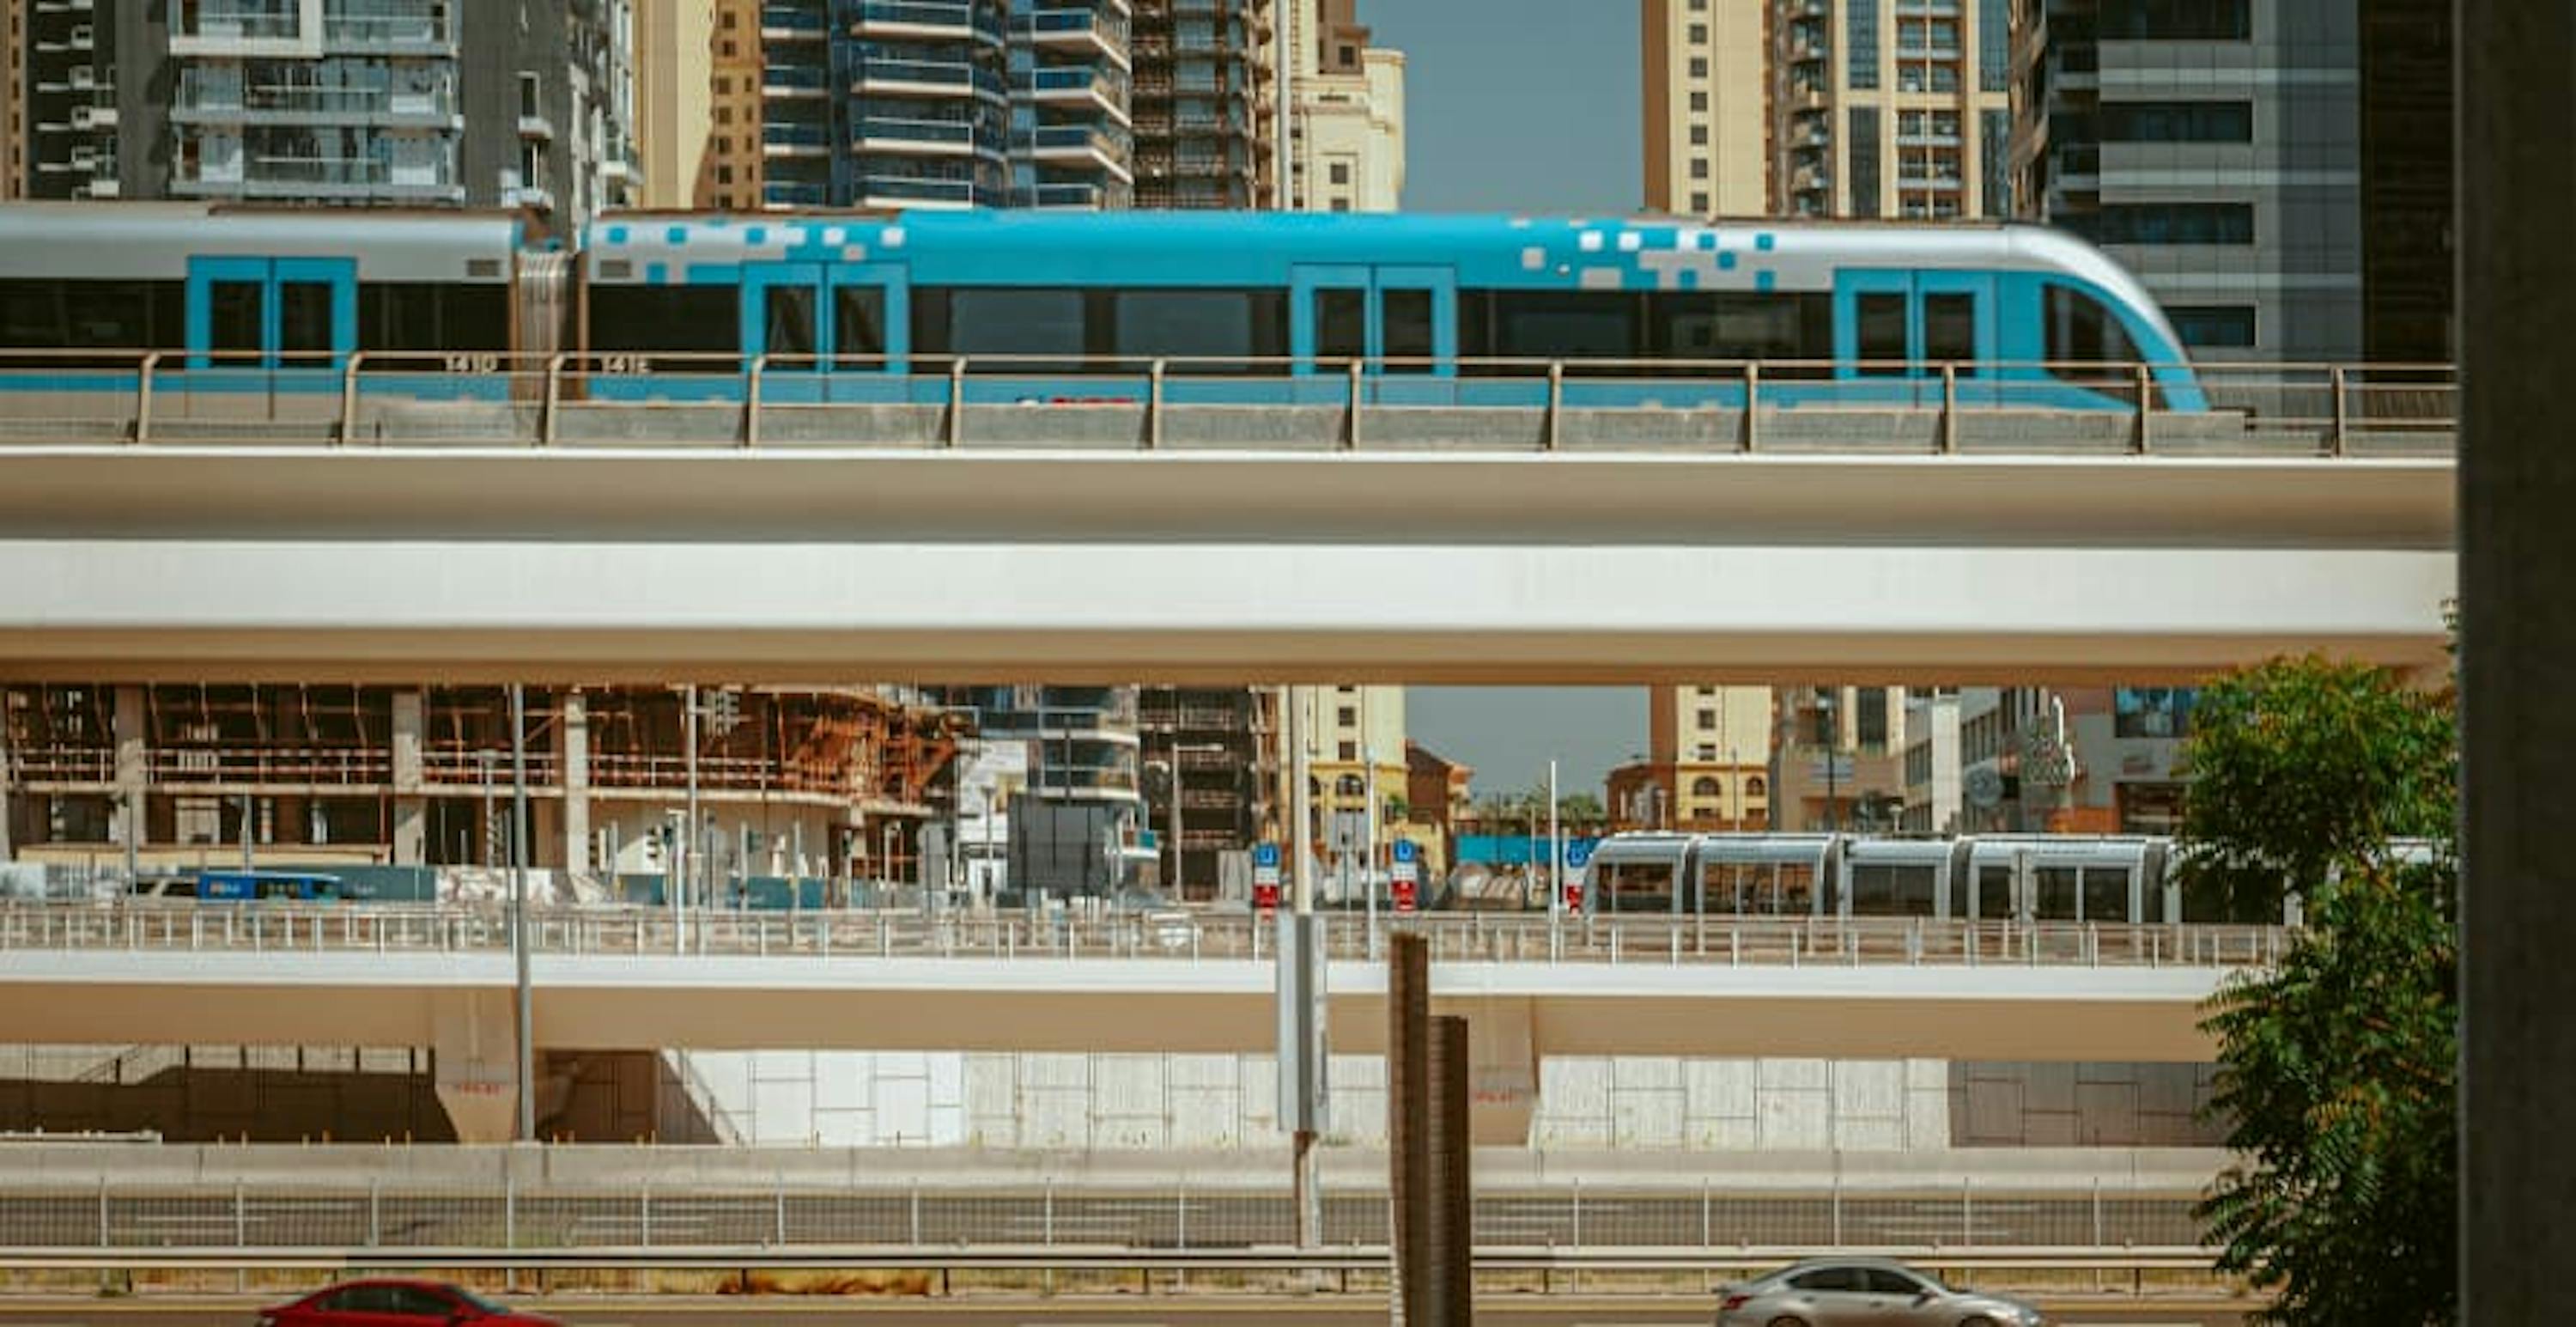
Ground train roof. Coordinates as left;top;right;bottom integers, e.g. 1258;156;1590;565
0;203;528;283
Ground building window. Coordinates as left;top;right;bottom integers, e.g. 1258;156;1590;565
1691;159;1709;179
721;40;738;57
715;165;732;184
1330;198;1351;211
721;8;736;26
1690;90;1708;112
1848;106;1881;215
1697;709;1716;729
714;77;730;94
1745;775;1766;798
1690;125;1708;145
1329;161;1349;185
1691;191;1710;212
1688;22;1707;42
1697;743;1717;760
1338;740;1358;761
1338;706;1358;727
714;107;732;124
519;72;541;119
1857;689;1890;747
1340;44;1358;64
1847;0;1880;89
2168;305;2258;348
1979;0;2010;89
1689;56;1708;77
1692;776;1722;797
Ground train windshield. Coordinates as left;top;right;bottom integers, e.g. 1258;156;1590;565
2044;283;2140;380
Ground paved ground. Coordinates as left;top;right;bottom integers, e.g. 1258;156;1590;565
0;1294;2256;1326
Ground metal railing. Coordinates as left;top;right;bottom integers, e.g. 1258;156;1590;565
0;349;2459;458
0;1180;2208;1255
0;899;2291;969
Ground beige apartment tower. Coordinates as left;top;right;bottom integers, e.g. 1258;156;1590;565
634;0;717;210
1642;0;1770;216
1608;686;1773;831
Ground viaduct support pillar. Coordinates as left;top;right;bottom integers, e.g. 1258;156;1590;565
560;690;590;877
112;686;145;867
390;691;426;867
429;989;520;1144
2463;0;2576;1315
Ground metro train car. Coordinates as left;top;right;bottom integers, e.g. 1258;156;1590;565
0;203;2206;411
1579;831;2186;925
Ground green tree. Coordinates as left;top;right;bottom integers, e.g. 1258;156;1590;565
2174;654;2455;922
1556;792;1606;824
2185;654;2458;1325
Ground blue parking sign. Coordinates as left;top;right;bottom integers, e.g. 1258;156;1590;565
1564;838;1595;869
1254;843;1281;869
1393;840;1418;864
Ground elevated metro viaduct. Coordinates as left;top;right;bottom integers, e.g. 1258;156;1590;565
0;947;2228;1143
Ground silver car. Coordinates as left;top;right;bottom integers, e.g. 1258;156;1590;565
1714;1257;2047;1327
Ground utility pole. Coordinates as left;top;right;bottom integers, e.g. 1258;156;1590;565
1546;758;1559;914
679;684;697;953
507;685;534;1143
1284;684;1321;1251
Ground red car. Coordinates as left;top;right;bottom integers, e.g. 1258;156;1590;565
254;1279;559;1326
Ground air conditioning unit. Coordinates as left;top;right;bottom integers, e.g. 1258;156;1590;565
70;106;93;129
68;66;94;89
68;24;92;45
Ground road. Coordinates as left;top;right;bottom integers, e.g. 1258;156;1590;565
0;1295;2255;1326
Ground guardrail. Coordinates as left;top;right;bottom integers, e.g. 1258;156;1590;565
0;900;2291;969
0;349;2458;457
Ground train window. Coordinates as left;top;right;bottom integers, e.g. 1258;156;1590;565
835;287;887;365
1850;863;1936;916
1653;292;1834;374
2044;283;2139;377
1698;861;1740;912
1856;292;1907;375
1474;291;1637;363
1112;289;1290;374
2082;867;2131;922
359;284;510;355
277;281;334;366
587;285;738;368
2034;867;2081;920
203;281;264;362
1313;288;1365;368
1382;289;1434;373
1775;862;1816;915
762;285;817;370
914;287;1090;370
0;279;183;363
1598;861;1677;911
1923;292;1978;374
1977;864;2013;919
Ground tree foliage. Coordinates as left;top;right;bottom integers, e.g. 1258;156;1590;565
2184;654;2458;1326
2174;654;2456;922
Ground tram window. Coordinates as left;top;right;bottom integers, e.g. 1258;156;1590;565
209;281;264;362
1382;289;1434;373
835;287;887;365
0;279;183;363
1777;863;1816;915
1923;292;1978;374
1850;863;1935;916
2034;867;2081;919
762;285;817;369
1856;292;1907;375
1600;861;1676;910
1699;862;1740;912
1313;288;1366;368
1977;864;2014;919
277;282;334;365
2082;867;2132;922
586;284;738;368
1113;289;1289;374
1655;292;1834;374
2044;283;2140;377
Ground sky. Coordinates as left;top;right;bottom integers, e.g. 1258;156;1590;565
1364;0;1651;798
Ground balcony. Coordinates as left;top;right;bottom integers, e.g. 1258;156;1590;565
854;113;987;156
1021;7;1132;60
853;1;1006;46
169;5;317;57
759;3;827;39
1018;122;1133;169
852;172;980;208
763;66;830;98
172;82;460;131
173;155;465;204
321;11;454;54
1013;65;1132;115
854;57;1007;101
762;122;831;157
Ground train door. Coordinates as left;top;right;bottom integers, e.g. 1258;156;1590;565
1291;264;1457;384
185;255;356;371
1832;270;1997;405
744;260;908;398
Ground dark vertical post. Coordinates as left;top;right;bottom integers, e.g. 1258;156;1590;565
1389;932;1429;1327
2462;0;2576;1319
1425;1015;1473;1327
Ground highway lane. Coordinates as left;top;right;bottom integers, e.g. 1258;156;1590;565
0;1295;2255;1326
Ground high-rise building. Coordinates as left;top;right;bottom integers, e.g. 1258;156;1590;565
0;0;26;201
1900;688;1962;833
1608;685;1773;831
2011;0;2364;360
932;685;1146;899
1138;686;1273;902
1;0;635;218
1286;0;1401;211
1291;685;1404;897
1640;0;1768;216
1012;0;1133;207
1129;0;1267;209
635;0;714;209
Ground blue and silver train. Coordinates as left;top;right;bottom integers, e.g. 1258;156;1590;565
0;203;2205;410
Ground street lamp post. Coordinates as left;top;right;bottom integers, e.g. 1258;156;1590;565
507;684;533;1143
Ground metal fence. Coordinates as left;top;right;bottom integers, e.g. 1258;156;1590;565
0;349;2458;457
0;900;2290;969
0;1182;2203;1253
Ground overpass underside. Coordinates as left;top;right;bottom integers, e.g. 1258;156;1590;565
0;447;2453;684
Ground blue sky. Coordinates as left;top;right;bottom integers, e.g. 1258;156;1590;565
1366;0;1649;797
